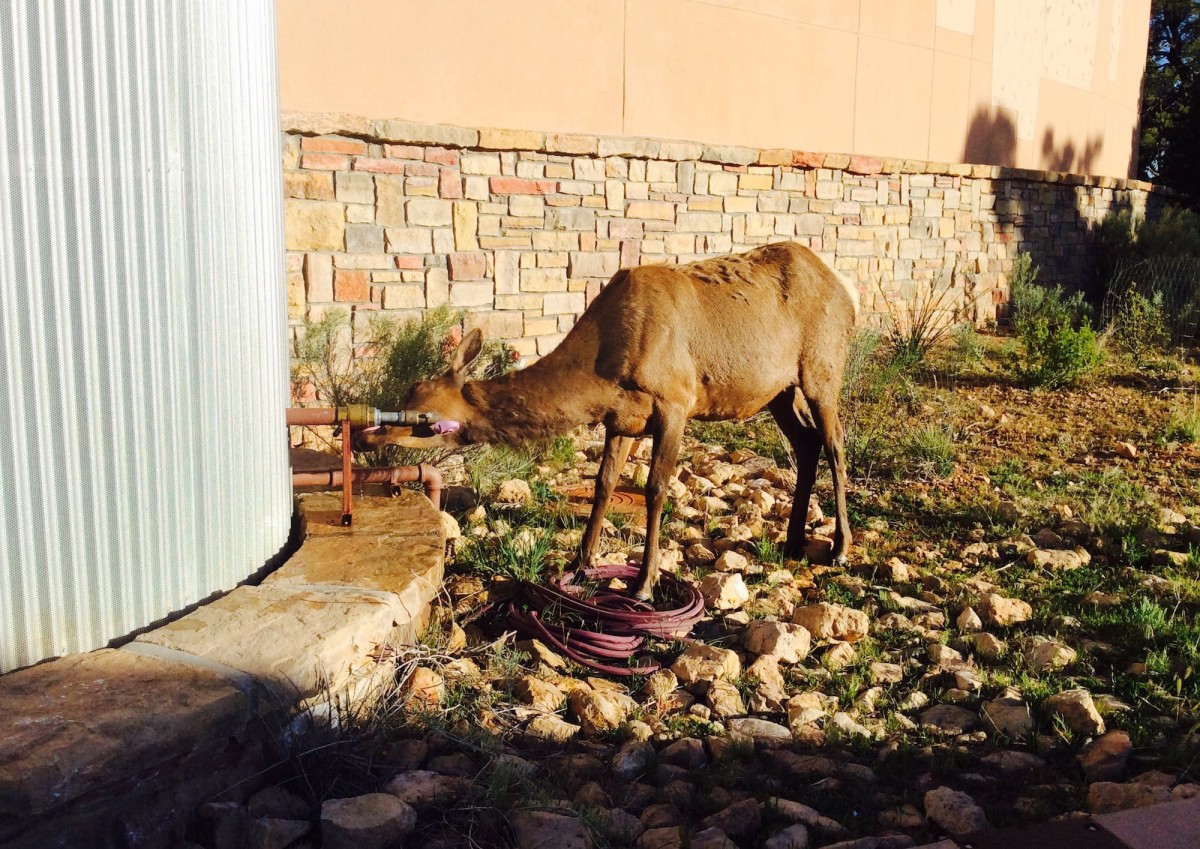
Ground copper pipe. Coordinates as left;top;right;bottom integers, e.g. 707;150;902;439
286;407;339;426
341;419;353;525
292;463;443;510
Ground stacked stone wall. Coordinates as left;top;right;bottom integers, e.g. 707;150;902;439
283;113;1169;363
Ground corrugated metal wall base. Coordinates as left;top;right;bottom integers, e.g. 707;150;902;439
0;0;290;671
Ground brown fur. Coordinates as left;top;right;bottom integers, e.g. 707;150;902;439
362;242;858;599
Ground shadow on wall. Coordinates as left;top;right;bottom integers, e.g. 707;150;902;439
962;107;1018;167
960;107;1146;307
961;108;1104;175
1040;129;1103;175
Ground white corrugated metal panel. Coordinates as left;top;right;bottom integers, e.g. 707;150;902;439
0;1;291;672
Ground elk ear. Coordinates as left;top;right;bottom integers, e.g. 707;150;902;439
449;327;484;377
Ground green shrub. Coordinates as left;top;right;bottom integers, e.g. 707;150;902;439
1009;253;1103;388
949;322;986;372
840;329;918;477
1017;318;1104;388
457;524;555;583
1165;402;1200;443
292;306;517;411
1112;291;1170;363
904;424;956;478
878;280;975;370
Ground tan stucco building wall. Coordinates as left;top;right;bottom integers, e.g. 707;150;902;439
277;0;1150;180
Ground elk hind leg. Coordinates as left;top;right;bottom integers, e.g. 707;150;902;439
767;390;821;559
807;391;852;564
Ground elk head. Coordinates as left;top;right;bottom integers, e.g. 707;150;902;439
352;327;484;451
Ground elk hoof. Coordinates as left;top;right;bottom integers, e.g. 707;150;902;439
833;554;849;568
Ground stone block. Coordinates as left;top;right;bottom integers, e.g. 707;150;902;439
546;133;599;155
464;310;523;340
305;253;334;302
815;181;842;200
708;172;738;196
375;175;406;226
335;171;374;205
739;173;774;191
372;119;478;148
556;180;593;195
381;284;426;310
597;136;661;158
701;144;758;165
282;111;374;137
724;197;756;213
425;147;459;166
448;251;486;281
509;195;546;218
489;176;556;195
479;127;545;150
452;202;478;251
407;198;453;227
605;180;625;211
386;227;433;255
301;136;368;155
675;212;724;232
542;292;585;314
494;251;520;294
568;251;620;278
438;169;463;199
426;268;449;306
546;207;596;231
352;157;405;174
571;158;606;181
334;269;369;301
450;281;493;307
625;201;675;221
285;200;345;252
300;152;350;171
521;267;568;292
285;171;335;200
345;224;384;254
461;153;501;176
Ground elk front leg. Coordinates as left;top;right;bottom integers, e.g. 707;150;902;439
632;412;684;601
578;430;634;570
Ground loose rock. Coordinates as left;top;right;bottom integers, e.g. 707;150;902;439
792;603;870;641
744;620;812;663
1044;689;1105;736
923;786;988;836
320;794;416;849
507;810;591;849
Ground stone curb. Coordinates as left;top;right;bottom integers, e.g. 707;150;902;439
279;110;1175;195
0;490;444;847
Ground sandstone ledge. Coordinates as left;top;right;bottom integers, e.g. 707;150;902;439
280;110;1171;193
0;490;444;847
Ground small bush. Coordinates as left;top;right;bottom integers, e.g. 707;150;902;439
1112;291;1170;363
840;329;919;477
1009;253;1103;388
1165;401;1200;443
457;524;555;584
949;322;986;372
1017;319;1104;388
904;424;956;478
878;280;974;369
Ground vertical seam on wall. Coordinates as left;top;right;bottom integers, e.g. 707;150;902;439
622;0;628;135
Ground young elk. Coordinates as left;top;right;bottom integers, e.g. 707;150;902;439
364;241;859;601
